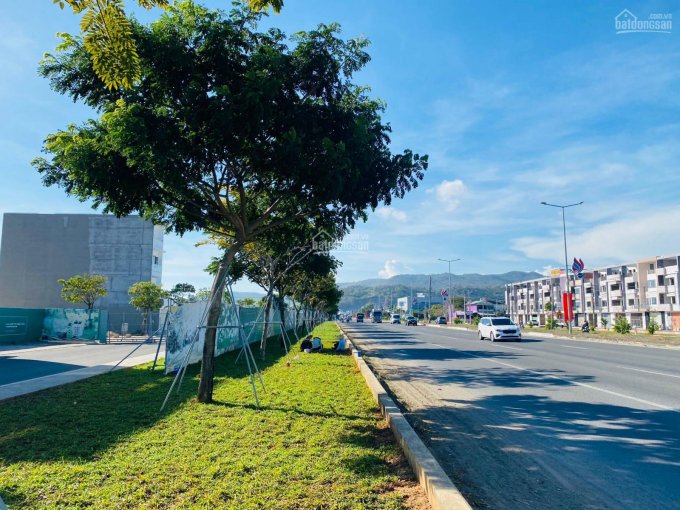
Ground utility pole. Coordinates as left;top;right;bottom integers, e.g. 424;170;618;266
541;201;583;336
428;275;432;321
438;258;461;324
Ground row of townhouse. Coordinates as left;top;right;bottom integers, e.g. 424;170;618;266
505;253;680;331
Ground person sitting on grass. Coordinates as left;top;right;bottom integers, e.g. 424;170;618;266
333;335;347;351
300;335;313;352
311;336;323;352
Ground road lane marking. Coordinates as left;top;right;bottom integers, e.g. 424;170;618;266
615;365;680;380
428;342;676;412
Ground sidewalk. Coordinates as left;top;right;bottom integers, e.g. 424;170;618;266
0;351;159;402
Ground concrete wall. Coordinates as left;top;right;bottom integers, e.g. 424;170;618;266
0;213;162;333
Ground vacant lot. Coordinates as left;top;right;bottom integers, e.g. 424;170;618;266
0;322;427;509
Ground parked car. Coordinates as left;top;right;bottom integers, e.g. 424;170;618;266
556;321;567;328
528;319;539;327
356;313;364;323
477;316;521;342
436;316;447;325
406;316;418;326
391;314;401;324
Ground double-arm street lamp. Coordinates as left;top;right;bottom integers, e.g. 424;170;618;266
540;201;583;335
438;257;461;323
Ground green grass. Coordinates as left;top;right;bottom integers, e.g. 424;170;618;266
0;322;420;509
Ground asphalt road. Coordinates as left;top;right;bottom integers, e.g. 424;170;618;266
341;322;680;510
0;342;161;386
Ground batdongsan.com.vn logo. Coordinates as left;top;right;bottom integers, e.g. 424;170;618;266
615;9;672;34
311;231;369;253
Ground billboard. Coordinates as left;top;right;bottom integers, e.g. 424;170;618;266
164;301;298;373
43;308;100;340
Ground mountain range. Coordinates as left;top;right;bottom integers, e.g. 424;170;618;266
338;271;542;311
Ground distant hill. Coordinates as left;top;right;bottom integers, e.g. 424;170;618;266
338;271;541;311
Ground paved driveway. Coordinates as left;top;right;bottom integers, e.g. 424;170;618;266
0;342;161;400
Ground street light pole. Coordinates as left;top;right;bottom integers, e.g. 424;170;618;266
438;257;461;324
540;201;583;336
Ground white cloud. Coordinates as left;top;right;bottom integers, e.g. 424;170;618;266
378;260;399;278
375;207;407;222
378;259;413;279
433;179;467;211
511;207;680;268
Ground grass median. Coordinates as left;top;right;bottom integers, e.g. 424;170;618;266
0;322;427;509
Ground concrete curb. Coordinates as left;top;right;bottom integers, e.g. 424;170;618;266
0;352;159;402
339;324;472;510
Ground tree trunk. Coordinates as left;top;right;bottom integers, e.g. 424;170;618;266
259;289;273;360
277;286;287;331
197;247;239;403
276;288;286;347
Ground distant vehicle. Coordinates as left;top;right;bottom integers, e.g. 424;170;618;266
391;314;401;324
406;316;417;326
356;313;364;323
556;321;567;328
477;317;521;342
372;310;383;323
436;316;447;325
528;319;539;326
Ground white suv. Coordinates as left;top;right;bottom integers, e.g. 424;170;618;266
477;317;521;342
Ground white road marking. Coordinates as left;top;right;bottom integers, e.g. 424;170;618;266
428;342;676;411
615;365;680;380
0;343;84;356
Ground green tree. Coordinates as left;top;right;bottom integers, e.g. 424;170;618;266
170;282;195;304
544;302;553;311
194;287;211;301
58;273;107;310
647;317;660;335
128;281;167;334
613;314;631;334
54;0;285;90
34;4;427;403
601;317;608;329
237;297;257;307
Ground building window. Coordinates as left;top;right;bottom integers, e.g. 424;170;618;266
628;299;635;306
658;275;665;286
649;263;655;270
601;301;607;307
611;284;620;291
627;282;636;290
669;278;675;286
647;279;656;289
647;297;657;305
153;255;159;265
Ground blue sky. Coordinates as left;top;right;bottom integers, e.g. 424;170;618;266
2;1;679;292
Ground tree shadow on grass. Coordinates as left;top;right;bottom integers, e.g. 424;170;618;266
0;338;288;464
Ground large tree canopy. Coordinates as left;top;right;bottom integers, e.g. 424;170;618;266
34;2;427;402
54;0;283;89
